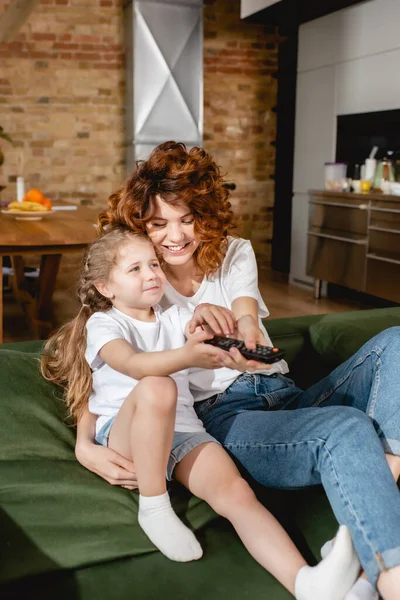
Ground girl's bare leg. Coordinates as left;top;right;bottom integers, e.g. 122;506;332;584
109;376;176;496
109;376;202;562
386;453;400;482
175;442;359;599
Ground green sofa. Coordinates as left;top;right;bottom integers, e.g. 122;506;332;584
2;307;400;600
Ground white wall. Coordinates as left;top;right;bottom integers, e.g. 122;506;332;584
240;0;281;19
290;0;400;286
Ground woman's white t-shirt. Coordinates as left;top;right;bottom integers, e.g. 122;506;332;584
160;236;289;402
85;305;205;435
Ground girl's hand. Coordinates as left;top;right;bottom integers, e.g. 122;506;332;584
219;347;269;373
184;328;229;369
75;441;138;490
187;303;237;336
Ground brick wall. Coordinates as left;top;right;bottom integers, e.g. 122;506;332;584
203;0;281;269
0;0;125;207
0;0;126;319
0;0;280;330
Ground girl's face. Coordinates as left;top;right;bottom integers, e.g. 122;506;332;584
146;196;200;267
98;237;166;316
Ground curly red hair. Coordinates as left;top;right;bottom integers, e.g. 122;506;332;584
98;141;237;276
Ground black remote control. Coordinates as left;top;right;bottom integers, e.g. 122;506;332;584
204;336;285;364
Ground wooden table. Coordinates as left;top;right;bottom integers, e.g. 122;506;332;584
0;204;99;342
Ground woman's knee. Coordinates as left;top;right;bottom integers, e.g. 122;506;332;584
210;476;256;518
374;326;400;351
135;376;177;414
327;405;377;444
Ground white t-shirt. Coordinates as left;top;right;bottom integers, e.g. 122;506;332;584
85;305;205;435
160;236;289;402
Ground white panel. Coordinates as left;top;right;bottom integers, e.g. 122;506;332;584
298;0;400;72
289;193;313;285
336;47;400;115
293;66;336;194
240;0;280;19
298;11;342;73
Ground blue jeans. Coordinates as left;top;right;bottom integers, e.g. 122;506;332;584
194;327;400;587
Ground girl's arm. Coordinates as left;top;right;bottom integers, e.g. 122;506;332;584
99;328;227;379
75;408;138;489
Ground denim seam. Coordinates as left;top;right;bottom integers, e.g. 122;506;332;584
368;356;382;422
313;347;383;408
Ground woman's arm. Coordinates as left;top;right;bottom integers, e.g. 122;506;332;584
217;296;271;372
75;408;138;489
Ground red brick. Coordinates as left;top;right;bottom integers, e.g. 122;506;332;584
32;33;57;41
53;43;79;50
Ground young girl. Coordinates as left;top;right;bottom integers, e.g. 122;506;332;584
41;228;359;600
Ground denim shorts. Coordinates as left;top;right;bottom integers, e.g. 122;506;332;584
95;416;219;481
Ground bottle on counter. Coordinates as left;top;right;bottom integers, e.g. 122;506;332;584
351;164;361;192
372;156;395;194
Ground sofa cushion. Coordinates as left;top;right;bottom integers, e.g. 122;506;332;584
309;307;400;366
0;347;217;583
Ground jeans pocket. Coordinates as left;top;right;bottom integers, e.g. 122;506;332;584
255;374;298;410
195;392;223;418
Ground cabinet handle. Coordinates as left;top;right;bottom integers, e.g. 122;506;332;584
370;206;400;214
367;253;400;266
308;232;367;245
369;226;400;235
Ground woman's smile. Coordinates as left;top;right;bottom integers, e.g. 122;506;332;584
162;241;193;254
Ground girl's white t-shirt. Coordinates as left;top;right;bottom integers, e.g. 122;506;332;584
85;305;205;435
160;236;289;402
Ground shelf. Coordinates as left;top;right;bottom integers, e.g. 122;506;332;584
309;189;395;202
310;199;368;210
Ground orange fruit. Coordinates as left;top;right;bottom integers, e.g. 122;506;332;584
41;197;52;210
23;188;46;204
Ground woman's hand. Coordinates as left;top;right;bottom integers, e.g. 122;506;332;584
75;441;138;490
218;314;272;372
187;303;237;336
237;314;268;348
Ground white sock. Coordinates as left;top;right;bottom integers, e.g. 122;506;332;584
321;539;333;559
321;539;378;600
295;525;360;600
138;492;203;562
344;578;379;600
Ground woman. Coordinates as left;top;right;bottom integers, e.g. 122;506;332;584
76;142;400;600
